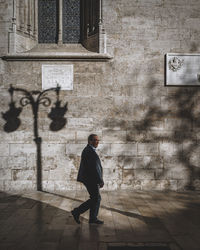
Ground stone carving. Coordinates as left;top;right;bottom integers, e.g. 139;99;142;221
168;56;184;72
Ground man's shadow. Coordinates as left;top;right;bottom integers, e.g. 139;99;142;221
42;191;153;223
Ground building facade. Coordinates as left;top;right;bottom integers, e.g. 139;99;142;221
1;0;200;192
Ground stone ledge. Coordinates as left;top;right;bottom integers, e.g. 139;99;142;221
1;52;113;61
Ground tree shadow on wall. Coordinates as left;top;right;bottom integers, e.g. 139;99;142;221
133;78;200;190
1;85;68;191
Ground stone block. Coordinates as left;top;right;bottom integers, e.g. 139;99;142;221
185;18;200;29
102;129;126;143
160;142;182;157
193;180;200;190
160;180;178;191
42;170;50;181
4;180;35;191
54;180;77;191
119;156;163;170
0;143;9;156
177;179;191;190
126;131;147;142
111;143;137;156
101;156;119;169
140;180;161;191
42;143;66;156
138;143;159;156
150;40;181;51
155;169;169;180
134;169;155;180
9;143;35;156
43;154;77;173
103;180;119;190
103;168;120;180
163;157;188;172
164;118;192;131
11;169;35;181
68;118;93;128
47;130;76;143
0;59;5;74
49;168;68;181
8;156;27;169
0;168;11;180
96;144;111;156
65;143;85;156
118;156;135;169
0;157;8;168
26;153;36;170
131;180;143;190
123;169;135;182
103;118;127;130
170;169;190;180
120;183;135;190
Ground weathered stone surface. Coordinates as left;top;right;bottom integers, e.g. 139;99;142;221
65;143;85;156
102;129;126;143
0;144;9;156
160;142;183;157
0;168;11;180
9;144;36;156
1;0;200;191
8;156;27;169
0;157;8;168
11;169;35;181
111;143;137;156
138;143;159;156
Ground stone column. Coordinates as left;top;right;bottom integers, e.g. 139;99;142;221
24;0;28;33
27;0;32;34
19;0;25;31
12;0;17;32
8;0;17;53
99;0;106;53
58;0;63;45
33;0;38;38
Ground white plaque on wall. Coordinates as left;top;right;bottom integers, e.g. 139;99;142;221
42;64;73;90
166;53;200;86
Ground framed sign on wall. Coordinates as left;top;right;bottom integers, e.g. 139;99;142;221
42;64;73;90
165;53;200;86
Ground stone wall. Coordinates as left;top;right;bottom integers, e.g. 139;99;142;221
1;0;200;192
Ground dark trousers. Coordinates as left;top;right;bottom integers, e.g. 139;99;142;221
75;182;101;221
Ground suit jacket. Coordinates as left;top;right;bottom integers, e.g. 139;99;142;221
77;144;103;185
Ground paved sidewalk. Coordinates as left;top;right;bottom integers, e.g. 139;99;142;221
0;190;200;250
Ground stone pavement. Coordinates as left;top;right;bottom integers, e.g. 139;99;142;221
0;190;200;250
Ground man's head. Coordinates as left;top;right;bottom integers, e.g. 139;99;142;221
88;134;100;148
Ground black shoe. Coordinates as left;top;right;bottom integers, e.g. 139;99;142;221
71;209;80;224
89;219;104;224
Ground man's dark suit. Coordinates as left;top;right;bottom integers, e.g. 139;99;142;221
75;144;103;221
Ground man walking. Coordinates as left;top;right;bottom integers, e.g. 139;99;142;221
71;134;104;224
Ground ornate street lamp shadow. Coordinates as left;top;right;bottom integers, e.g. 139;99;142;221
2;85;68;191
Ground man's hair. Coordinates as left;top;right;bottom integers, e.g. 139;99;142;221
88;134;97;143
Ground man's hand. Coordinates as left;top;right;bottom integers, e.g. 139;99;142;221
99;182;104;188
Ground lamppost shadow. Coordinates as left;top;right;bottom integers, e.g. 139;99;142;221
2;85;68;191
